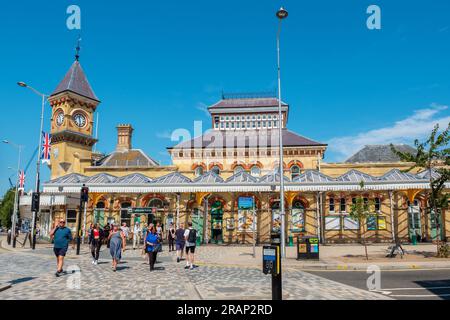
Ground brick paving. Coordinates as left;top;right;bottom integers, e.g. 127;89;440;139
0;243;388;300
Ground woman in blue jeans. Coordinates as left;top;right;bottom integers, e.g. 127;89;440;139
145;226;159;271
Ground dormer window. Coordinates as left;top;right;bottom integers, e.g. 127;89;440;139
195;166;204;177
290;165;301;179
211;166;221;175
234;165;245;174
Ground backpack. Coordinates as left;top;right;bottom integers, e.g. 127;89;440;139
188;229;197;243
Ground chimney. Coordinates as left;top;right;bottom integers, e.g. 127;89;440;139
116;124;133;151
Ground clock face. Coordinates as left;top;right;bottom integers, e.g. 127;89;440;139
73;113;87;128
55;111;64;126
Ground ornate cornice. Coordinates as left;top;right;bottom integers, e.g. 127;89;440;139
51;130;97;147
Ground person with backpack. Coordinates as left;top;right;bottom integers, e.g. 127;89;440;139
184;221;197;270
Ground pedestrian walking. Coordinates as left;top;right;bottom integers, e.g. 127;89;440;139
184;222;197;270
175;223;185;263
89;223;104;265
133;221;142;250
168;223;175;252
145;225;159;271
156;222;164;252
120;222;130;242
108;224;126;272
142;223;148;245
49;219;73;277
103;223;111;246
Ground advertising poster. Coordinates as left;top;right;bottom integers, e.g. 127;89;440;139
272;209;281;233
238;209;256;231
343;216;359;230
367;215;377;230
238;197;256;232
325;216;340;230
377;216;387;230
226;218;235;230
290;208;305;232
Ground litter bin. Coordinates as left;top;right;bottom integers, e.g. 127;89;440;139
297;236;320;260
411;234;417;245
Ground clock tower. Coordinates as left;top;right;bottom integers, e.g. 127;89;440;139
48;57;100;179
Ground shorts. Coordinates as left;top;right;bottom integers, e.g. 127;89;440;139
53;247;68;257
176;242;185;251
185;246;196;254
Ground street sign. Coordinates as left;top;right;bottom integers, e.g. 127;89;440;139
127;207;153;214
238;196;254;209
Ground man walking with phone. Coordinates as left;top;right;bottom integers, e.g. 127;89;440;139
49;219;73;277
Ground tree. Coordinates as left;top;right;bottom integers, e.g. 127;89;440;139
391;123;450;257
0;188;16;228
349;181;374;260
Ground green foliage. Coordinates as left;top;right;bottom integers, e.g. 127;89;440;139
349;181;375;260
391;123;450;256
0;188;16;228
390;123;450;214
349;181;375;223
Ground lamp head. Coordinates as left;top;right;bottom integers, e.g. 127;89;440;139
17;82;27;88
276;7;288;19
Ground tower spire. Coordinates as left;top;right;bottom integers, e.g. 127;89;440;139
75;35;81;61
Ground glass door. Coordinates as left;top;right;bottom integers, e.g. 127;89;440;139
408;201;421;241
192;208;204;245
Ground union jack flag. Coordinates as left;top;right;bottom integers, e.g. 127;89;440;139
18;170;25;190
41;131;52;164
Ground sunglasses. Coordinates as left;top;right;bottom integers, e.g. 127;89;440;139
59;221;66;224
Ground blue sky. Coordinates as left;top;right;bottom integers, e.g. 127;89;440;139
0;0;449;195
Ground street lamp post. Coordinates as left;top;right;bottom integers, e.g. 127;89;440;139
3;140;23;248
17;82;48;250
276;7;288;258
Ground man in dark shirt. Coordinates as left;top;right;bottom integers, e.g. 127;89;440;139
50;219;73;277
175;223;185;263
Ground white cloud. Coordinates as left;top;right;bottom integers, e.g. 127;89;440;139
156;130;172;139
196;102;210;117
327;104;450;161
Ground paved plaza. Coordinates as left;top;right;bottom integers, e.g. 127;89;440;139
0;241;388;300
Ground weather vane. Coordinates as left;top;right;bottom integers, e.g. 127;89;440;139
75;35;82;61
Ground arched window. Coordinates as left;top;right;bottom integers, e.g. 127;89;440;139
233;165;245;174
148;198;164;209
374;197;381;212
250;166;261;177
291;200;305;232
194;166;204;177
340;198;346;213
211;165;221;175
96;201;105;209
329;198;335;212
290;165;301;179
94;201;106;227
120;202;132;227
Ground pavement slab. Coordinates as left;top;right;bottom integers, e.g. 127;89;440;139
0;244;389;300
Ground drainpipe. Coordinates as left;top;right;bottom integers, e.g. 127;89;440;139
316;191;321;243
389;190;396;243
